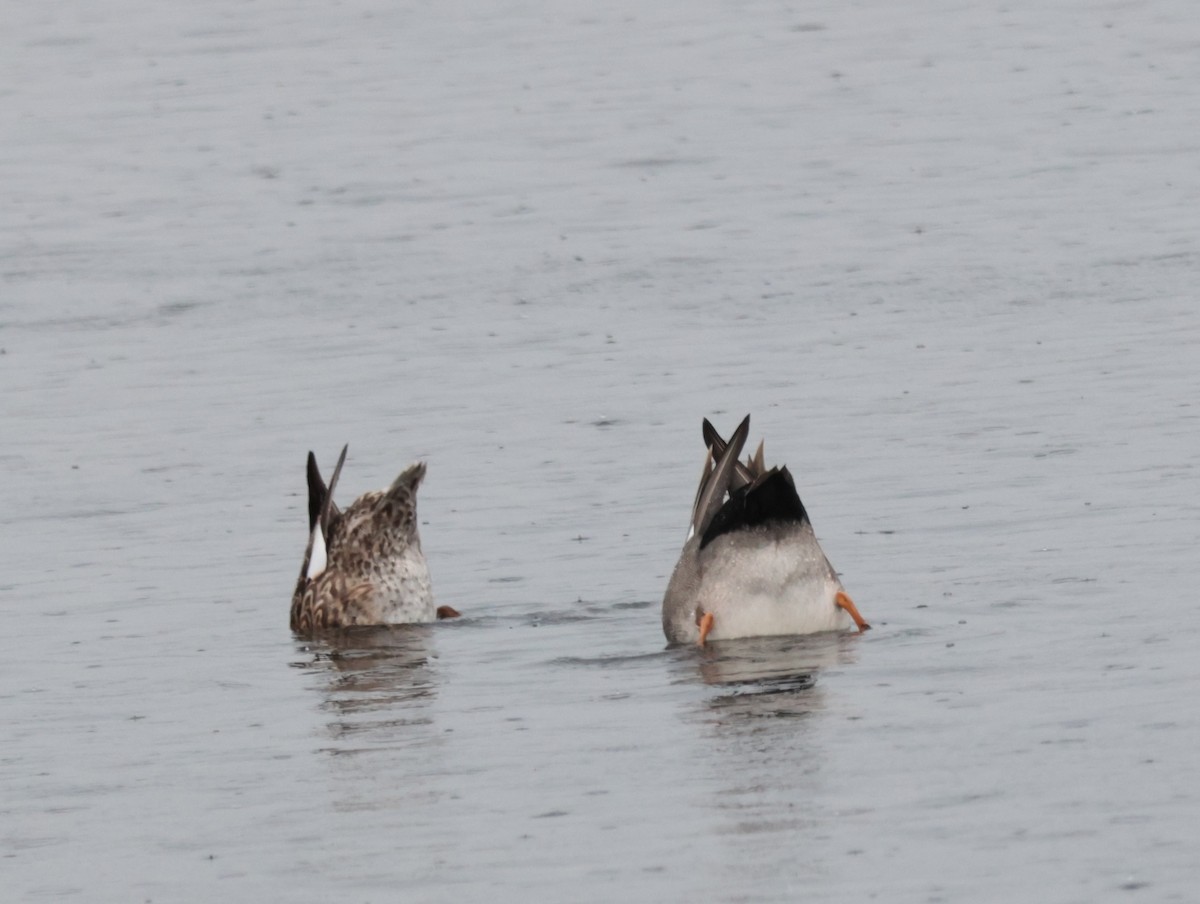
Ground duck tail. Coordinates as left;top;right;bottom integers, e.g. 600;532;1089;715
387;460;427;495
691;415;750;539
298;444;348;584
702;417;757;490
700;463;809;549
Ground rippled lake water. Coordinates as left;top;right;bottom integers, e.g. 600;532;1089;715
4;1;1199;901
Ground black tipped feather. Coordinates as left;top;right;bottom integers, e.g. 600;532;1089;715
305;449;343;534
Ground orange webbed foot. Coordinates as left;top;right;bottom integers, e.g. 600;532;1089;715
835;591;870;633
697;611;715;646
436;605;461;620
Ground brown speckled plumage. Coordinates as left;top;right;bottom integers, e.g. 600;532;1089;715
290;446;437;634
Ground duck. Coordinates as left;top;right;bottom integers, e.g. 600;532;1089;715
661;415;869;646
290;444;458;633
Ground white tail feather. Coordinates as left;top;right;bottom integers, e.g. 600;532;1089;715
306;522;327;580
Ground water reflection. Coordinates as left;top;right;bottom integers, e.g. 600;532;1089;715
288;625;454;814
680;633;860;721
291;625;441;755
669;632;866;882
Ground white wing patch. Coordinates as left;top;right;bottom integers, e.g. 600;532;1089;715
306;522;328;580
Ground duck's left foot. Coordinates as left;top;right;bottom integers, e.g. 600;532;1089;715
835;591;870;633
436;605;461;619
697;611;715;646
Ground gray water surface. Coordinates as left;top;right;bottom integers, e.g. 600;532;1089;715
4;1;1199;901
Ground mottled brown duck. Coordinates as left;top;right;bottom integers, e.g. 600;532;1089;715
291;445;458;633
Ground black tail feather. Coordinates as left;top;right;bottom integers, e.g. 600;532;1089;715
306;452;326;533
700;465;809;549
297;445;349;589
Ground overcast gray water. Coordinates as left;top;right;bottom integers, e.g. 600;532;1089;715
4;1;1199;901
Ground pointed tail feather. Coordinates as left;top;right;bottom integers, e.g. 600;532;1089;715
686;448;714;539
749;439;765;476
702;417;757;489
321;444;349;526
691;415;750;539
298;444;348;586
306;452;326;533
387;460;427;496
305;451;343;533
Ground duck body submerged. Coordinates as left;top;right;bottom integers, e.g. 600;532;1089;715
291;446;436;634
662;415;869;645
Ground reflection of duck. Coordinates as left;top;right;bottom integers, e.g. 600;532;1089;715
300;626;439;714
669;635;850;870
291;445;459;633
704;672;823;722
694;633;849;690
662;416;870;646
664;634;855;722
294;626;443;775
